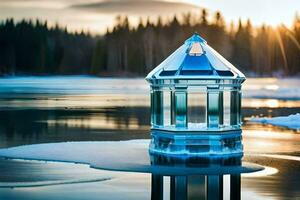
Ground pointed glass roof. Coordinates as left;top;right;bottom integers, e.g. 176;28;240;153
146;33;245;82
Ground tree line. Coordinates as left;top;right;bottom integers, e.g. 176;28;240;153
0;10;299;76
0;19;95;75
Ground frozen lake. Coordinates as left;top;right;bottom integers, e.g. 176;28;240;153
0;76;299;199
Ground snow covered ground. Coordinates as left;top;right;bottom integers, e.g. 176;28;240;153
243;78;300;100
251;113;300;130
0;76;148;95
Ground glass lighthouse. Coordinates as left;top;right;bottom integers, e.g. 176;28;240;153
146;33;246;157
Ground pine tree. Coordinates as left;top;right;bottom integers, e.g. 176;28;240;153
232;19;253;72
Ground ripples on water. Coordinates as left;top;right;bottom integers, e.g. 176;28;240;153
0;76;299;200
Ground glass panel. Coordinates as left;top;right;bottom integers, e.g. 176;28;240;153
202;44;229;71
223;91;231;127
219;91;224;125
152;90;164;126
188;92;206;128
189;42;203;56
237;91;242;125
180;70;213;75
162;45;187;71
204;44;244;77
174;90;188;128
159;70;177;76
216;70;234;76
150;90;154;126
207;90;222;128
171;91;175;125
230;91;238;126
163;91;171;126
180;55;212;71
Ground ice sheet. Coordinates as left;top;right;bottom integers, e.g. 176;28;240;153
0;140;262;175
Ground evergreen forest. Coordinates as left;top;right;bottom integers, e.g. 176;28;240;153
0;9;299;76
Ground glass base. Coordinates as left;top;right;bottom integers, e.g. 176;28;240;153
152;123;241;132
149;129;243;157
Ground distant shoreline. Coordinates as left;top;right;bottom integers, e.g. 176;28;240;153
1;73;299;79
0;72;143;78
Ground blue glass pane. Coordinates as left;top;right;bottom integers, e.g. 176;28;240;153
180;55;212;71
179;70;213;75
160;70;177;76
216;70;234;76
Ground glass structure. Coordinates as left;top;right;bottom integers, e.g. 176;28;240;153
146;33;246;157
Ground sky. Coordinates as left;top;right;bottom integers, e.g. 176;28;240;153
0;0;299;34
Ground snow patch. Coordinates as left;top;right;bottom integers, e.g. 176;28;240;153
251;113;300;130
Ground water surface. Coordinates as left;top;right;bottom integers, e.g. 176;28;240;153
0;76;299;200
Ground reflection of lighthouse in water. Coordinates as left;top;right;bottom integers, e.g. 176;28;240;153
151;174;241;200
149;155;243;200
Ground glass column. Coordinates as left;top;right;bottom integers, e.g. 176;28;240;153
237;91;242;125
150;90;154;126
230;90;239;126
174;88;188;128
207;89;223;128
152;88;164;126
219;91;224;125
170;90;175;125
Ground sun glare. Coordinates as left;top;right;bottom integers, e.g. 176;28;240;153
184;0;299;27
